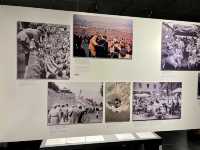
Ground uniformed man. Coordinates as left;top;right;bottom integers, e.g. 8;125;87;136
17;26;44;78
48;104;60;125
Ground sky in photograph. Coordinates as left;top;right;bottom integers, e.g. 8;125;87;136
55;82;102;103
74;14;132;31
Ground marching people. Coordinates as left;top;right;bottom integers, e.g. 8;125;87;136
61;104;69;122
48;104;61;126
96;107;100;119
48;101;102;125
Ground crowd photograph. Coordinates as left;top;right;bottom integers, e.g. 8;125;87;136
133;82;182;121
105;82;130;122
73;14;133;59
17;21;70;79
161;22;200;70
48;82;103;126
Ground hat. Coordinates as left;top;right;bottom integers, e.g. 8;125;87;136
53;103;58;108
37;26;45;34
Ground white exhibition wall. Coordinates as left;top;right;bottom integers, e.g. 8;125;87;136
0;5;200;142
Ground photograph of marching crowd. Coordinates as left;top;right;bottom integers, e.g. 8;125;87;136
105;82;130;122
48;82;103;126
17;21;70;79
161;22;200;70
133;82;182;121
73;14;133;59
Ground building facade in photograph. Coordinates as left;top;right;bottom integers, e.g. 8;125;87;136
133;82;160;94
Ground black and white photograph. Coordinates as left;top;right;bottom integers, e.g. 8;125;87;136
133;82;182;121
17;21;70;79
198;73;200;99
161;22;200;70
74;14;133;59
105;82;130;122
48;82;103;126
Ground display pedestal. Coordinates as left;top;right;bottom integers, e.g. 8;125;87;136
40;132;162;150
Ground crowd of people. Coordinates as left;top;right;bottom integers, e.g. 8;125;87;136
133;91;181;120
161;23;200;70
48;103;102;125
74;26;132;59
133;94;181;120
17;22;70;79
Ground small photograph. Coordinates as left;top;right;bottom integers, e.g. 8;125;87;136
198;73;200;99
105;82;130;122
161;22;200;70
73;14;133;59
133;82;182;121
48;82;103;126
17;21;70;79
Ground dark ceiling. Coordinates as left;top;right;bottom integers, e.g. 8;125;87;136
1;0;200;22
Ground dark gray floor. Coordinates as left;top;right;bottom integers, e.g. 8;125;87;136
158;130;200;150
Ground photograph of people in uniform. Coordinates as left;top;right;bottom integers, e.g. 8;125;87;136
105;82;130;122
132;82;182;121
161;22;200;70
17;21;70;79
47;82;103;126
73;14;133;59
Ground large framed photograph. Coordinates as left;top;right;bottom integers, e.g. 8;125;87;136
105;82;130;122
48;82;103;126
133;82;182;121
73;14;133;59
161;22;200;70
17;21;70;79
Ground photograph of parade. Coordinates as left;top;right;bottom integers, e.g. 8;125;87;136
105;82;130;122
161;22;200;70
133;82;182;121
198;73;200;99
17;21;70;79
48;82;103;126
73;14;133;59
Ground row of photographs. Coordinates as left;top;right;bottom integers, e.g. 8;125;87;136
17;14;200;80
48;81;182;126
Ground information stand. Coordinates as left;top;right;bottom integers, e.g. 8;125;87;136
40;132;162;150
